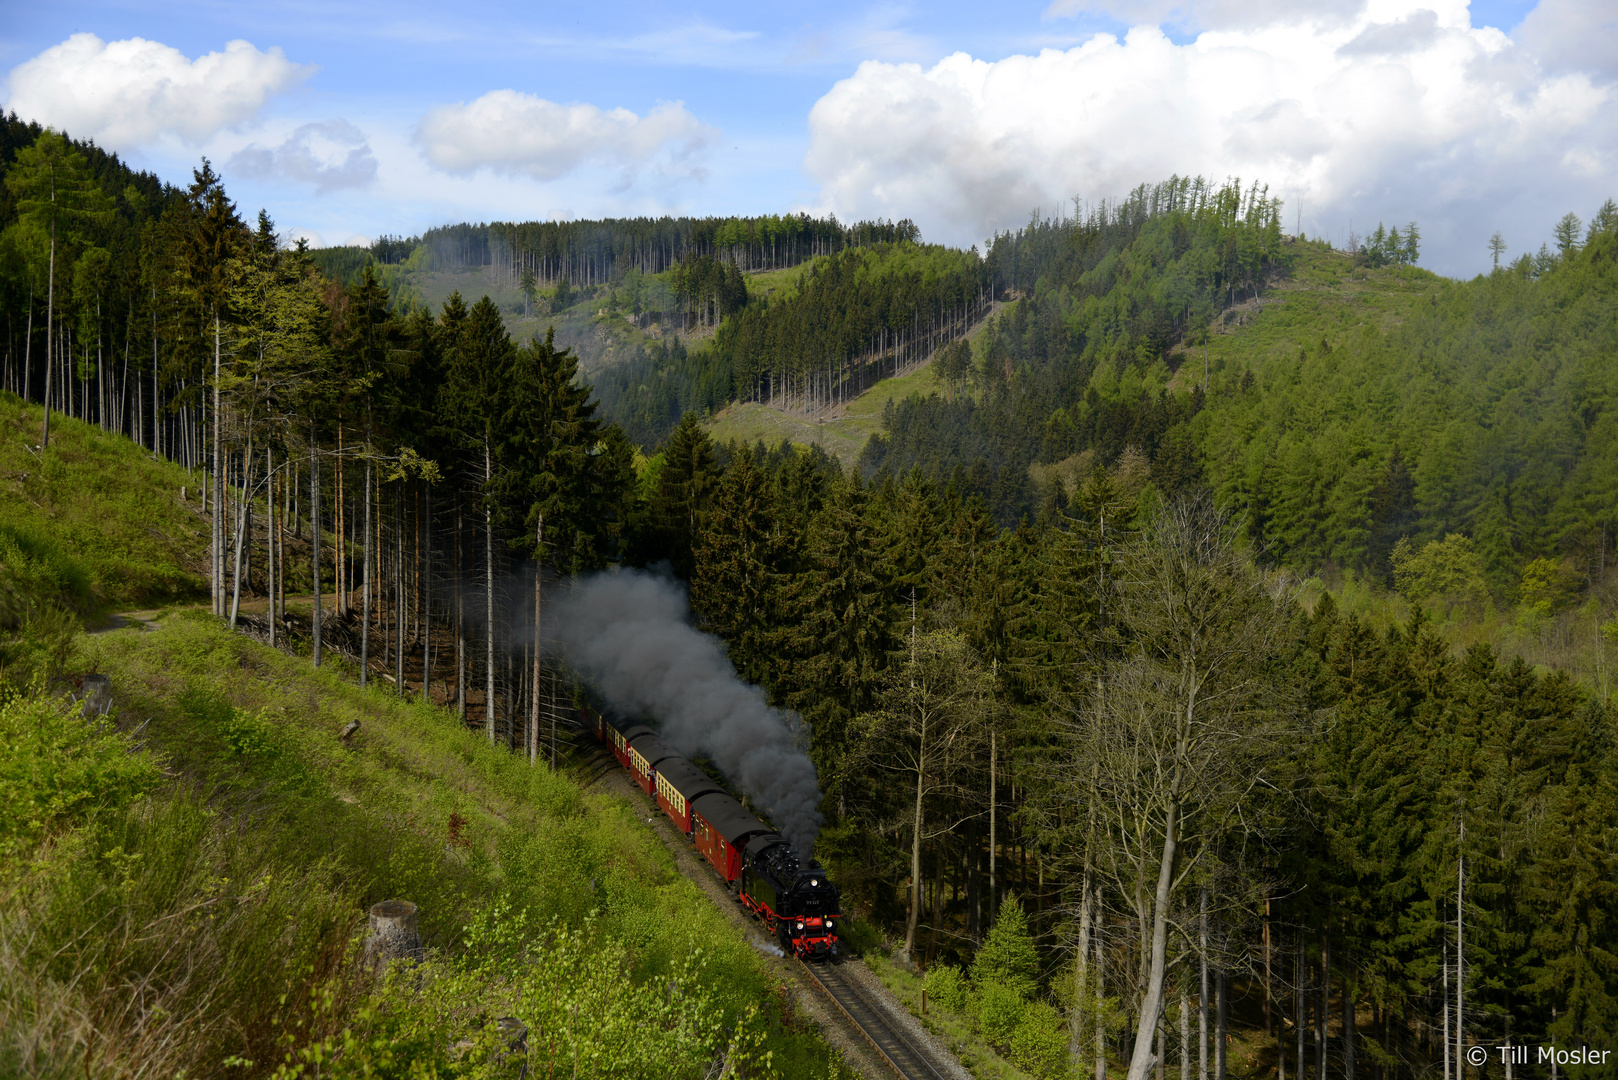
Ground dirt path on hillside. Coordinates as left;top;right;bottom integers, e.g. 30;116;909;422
88;610;162;635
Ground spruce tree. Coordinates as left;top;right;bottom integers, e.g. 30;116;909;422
691;446;781;684
649;411;717;578
972;896;1039;999
785;472;896;784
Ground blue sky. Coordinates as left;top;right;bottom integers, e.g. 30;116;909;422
5;0;1612;276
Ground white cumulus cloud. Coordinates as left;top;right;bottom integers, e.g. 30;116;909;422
230;120;378;193
5;33;310;149
415;90;716;182
805;1;1616;273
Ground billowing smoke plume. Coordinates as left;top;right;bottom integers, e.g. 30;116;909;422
549;569;824;854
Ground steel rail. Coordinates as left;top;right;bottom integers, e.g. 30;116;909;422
798;957;952;1080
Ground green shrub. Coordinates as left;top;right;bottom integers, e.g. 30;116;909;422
972;897;1039;1000
839;918;883;956
222;706;279;758
977;979;1028;1050
0;686;158;863
0;596;79;689
0;521;94;609
1010;1000;1069;1079
926;963;970;1013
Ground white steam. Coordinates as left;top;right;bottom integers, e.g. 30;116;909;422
549;569;823;854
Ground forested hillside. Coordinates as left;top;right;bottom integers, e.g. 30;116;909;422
5;109;1618;1080
859;179;1618;601
670;425;1618;1080
0;121;845;1079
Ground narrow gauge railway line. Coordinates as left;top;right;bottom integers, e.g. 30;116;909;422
577;706;962;1079
799;957;953;1080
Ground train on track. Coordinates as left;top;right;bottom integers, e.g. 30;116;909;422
584;708;842;960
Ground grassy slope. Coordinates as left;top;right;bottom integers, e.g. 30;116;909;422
1185;243;1441;392
6;613;846;1077
704;299;1007;464
394;258;823;381
0;399;846;1076
0;392;207;613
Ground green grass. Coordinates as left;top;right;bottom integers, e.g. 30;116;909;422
1175;242;1443;395
705;301;1001;465
0;392;207;612
2;613;852;1078
864;955;1044;1080
742;260;819;303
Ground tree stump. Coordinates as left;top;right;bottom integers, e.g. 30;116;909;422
364;899;423;973
76;674;112;717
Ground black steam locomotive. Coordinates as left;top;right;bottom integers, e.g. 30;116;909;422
741;834;841;958
585;708;841;959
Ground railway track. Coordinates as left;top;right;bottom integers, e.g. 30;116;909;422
799;957;954;1080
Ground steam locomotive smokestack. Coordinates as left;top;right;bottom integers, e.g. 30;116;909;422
549;569;824;853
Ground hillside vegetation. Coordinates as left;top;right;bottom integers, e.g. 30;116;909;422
2;613;845;1077
0;394;209;684
8;111;1618;1080
0;394;206;609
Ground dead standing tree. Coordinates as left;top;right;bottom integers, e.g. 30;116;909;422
853;627;993;965
1064;495;1303;1080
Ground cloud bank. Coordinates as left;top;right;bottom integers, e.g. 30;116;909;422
6;33;309;149
416;90;716;182
230;120;378;193
805;0;1615;273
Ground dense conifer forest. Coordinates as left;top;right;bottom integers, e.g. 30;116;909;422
4;112;1618;1080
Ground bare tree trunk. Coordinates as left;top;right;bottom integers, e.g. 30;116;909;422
1096;922;1108;1080
989;730;997;920
424;485;433;702
229;437;253;626
457;498;466;720
1073;883;1092;1071
903;719;926;962
1456;826;1465;1079
1126;803;1179;1080
1200;889;1209;1080
484;440;496;742
213;313;224;615
361;453;372;685
1299;933;1307;1080
396;482;405;694
268;448;277;647
1318;933;1328;1080
530;514;543;765
1216;968;1227;1080
22;282;32;406
42;221;54;449
310;428;323;666
334;425;345;617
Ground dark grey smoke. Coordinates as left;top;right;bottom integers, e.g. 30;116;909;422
548;569;824;854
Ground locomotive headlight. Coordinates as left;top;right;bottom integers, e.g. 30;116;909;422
811;879;818;886
797;922;804;930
